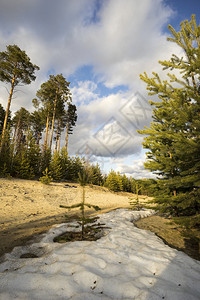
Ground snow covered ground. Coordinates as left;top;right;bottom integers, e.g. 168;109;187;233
0;209;200;300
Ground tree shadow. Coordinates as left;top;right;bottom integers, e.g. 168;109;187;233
143;251;200;300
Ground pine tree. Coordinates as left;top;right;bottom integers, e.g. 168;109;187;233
34;74;72;151
139;15;200;217
105;170;123;192
64;103;77;152
50;152;63;181
0;45;39;148
0;104;11;135
0;126;12;175
26;133;41;177
12;107;31;153
60;170;101;240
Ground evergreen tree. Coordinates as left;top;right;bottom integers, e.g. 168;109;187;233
0;104;11;135
60;170;101;240
105;170;123;192
40;147;52;173
0;126;12;175
50;152;63;181
139;15;200;217
30;110;45;145
89;164;103;186
121;174;132;192
12;107;31;152
34;74;72;151
60;148;73;180
71;156;84;181
26;133;41;177
64;103;77;152
0;45;39;148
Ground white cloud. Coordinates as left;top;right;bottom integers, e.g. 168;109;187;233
116;156;157;179
71;81;98;104
0;0;183;176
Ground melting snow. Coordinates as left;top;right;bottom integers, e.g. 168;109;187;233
0;209;200;300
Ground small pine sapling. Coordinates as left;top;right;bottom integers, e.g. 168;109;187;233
39;168;52;185
129;183;142;210
60;171;101;240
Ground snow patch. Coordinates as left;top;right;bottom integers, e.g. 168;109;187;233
0;209;200;300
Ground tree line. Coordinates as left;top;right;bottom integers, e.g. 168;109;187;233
0;15;199;224
0;45;77;178
0;44;154;197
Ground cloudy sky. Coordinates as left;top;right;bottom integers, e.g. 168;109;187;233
0;0;199;178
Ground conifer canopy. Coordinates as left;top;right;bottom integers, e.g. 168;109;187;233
139;15;200;218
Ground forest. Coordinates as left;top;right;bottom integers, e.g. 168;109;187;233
0;15;199;227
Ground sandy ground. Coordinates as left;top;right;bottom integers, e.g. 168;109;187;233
0;178;143;258
1;178;199;262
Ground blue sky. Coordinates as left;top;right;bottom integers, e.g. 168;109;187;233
0;0;199;178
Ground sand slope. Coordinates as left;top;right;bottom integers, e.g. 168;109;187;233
0;178;140;257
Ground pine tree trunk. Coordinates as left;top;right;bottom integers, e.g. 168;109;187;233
65;122;69;153
13;119;20;151
47;123;50;148
0;72;16;150
49;90;58;149
58;127;61;153
54;122;60;153
43;111;49;152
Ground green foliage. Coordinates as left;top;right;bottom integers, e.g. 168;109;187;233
0;104;11;135
0;44;39;85
1;163;11;178
18;152;32;179
50;152;63;181
89;164;104;186
71;156;84;181
139;15;200;217
104;170;123;192
40;148;52;173
0;45;39;147
129;181;143;210
39;168;52;185
26;134;41;177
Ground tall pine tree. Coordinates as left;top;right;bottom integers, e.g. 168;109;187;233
139;15;200;218
0;45;39;149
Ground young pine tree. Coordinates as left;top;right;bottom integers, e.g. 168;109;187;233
50;152;63;181
60;170;101;240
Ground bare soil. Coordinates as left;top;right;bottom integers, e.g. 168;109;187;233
1;178;199;261
0;178;132;258
135;215;200;261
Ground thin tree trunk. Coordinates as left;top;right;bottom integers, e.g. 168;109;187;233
13;119;20;150
54;121;60;153
43;111;49;152
58;128;61;153
47;123;50;148
0;72;16;150
49;90;58;149
65;121;69;153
